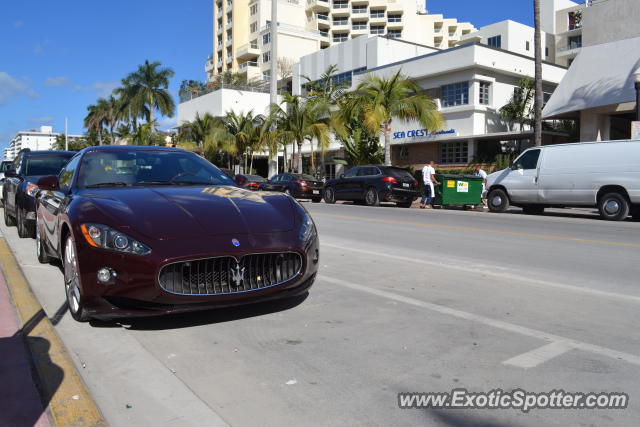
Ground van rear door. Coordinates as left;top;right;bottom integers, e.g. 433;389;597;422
503;148;542;204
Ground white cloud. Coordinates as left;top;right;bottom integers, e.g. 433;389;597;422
44;76;70;87
0;72;38;105
158;116;178;130
72;81;119;98
28;116;54;125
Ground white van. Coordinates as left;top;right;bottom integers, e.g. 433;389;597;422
486;140;640;221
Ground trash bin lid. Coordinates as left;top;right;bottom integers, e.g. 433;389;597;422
436;174;483;180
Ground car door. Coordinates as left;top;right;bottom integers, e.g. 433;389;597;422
335;167;359;200
279;174;294;192
263;174;280;191
502;149;542;203
354;167;378;198
4;153;24;212
42;155;80;250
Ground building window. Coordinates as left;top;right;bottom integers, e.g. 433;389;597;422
317;13;328;20
333;33;348;42
388;29;401;38
352;5;367;13
479;81;491;105
526;41;530;51
441;82;469;107
545;46;549;57
250;22;258;33
568;35;582;50
319;29;329;37
387;14;402;22
262;70;271;81
370;25;385;35
262;51;271;63
370;9;385;18
399;146;409;159
333;0;348;8
440;141;468;164
352;21;367;30
250;4;258;15
487;35;502;48
250;39;258;48
333;18;348;26
263;33;271;45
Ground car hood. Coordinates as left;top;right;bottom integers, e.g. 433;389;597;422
80;185;294;240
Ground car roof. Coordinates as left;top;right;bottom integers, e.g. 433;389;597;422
81;145;185;154
25;150;76;156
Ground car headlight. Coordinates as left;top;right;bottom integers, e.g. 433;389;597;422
80;223;151;255
25;183;39;197
299;213;317;245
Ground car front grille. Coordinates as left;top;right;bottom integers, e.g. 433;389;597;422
158;252;303;295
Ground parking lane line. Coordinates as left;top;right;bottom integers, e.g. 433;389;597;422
503;341;575;369
320;275;640;367
322;242;640;304
313;213;640;249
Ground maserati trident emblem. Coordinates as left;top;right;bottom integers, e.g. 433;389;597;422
231;262;245;287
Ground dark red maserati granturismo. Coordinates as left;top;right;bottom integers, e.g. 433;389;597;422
35;146;319;322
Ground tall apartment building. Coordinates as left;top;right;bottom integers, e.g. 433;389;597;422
206;0;476;83
3;126;82;160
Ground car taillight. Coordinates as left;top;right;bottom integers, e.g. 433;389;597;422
247;182;259;188
381;176;398;184
411;180;418;187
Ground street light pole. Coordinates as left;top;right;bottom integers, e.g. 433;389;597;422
268;0;279;178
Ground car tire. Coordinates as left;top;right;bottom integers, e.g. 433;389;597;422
323;187;336;204
64;235;90;322
36;217;50;264
3;200;15;226
364;187;380;207
488;188;510;213
598;192;630;221
522;205;545;215
397;201;412;208
17;208;31;238
311;197;322;203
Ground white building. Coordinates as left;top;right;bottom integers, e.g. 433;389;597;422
207;0;476;82
3;126;82;161
292;34;568;174
178;85;274;124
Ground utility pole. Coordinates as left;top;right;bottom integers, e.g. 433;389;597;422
533;0;543;146
65;117;69;151
268;0;279;178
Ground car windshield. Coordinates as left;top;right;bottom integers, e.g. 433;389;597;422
292;174;317;181
385;168;414;180
1;162;12;172
77;150;236;188
24;155;73;176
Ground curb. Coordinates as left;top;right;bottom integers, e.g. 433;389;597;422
0;237;106;427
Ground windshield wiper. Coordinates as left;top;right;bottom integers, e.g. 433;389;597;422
172;181;215;186
134;180;173;186
85;182;130;188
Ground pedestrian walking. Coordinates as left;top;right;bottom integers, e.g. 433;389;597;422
420;160;440;209
474;165;488;208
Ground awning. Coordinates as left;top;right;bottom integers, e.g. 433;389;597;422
543;36;640;119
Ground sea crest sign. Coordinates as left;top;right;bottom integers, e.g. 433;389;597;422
393;129;456;140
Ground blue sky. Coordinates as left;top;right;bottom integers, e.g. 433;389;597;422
0;0;534;150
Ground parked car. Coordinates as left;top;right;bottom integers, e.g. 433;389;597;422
323;165;419;207
259;173;324;202
3;149;75;237
486;140;640;221
34;146;319;322
0;160;13;202
235;174;266;190
219;168;235;179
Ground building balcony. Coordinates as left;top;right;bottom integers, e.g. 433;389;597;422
226;38;233;47
332;20;349;27
238;60;259;72
369;14;386;24
205;56;215;73
306;0;330;12
237;42;260;60
556;42;582;57
351;24;368;35
387;20;403;29
217;59;224;68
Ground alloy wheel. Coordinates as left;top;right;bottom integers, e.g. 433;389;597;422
64;238;81;314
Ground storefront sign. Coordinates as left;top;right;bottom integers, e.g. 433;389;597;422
393;128;456;140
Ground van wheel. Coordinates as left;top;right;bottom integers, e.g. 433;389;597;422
488;189;510;213
522;205;545;215
598;192;630;221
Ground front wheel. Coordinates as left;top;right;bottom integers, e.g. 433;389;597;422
64;235;90;322
36;216;50;264
598;192;630;221
488;188;510;213
323;187;336;204
364;187;380;207
17;208;32;238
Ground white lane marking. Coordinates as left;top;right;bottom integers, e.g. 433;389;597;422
322;242;640;305
320;275;640;367
503;341;575;369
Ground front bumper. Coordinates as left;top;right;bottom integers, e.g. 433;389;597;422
75;230;320;319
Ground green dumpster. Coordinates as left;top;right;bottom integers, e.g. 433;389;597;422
432;174;483;207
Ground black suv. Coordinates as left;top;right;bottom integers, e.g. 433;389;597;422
3;149;75;237
323;165;419;207
259;173;324;202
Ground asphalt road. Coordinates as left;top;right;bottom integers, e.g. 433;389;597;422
2;202;640;426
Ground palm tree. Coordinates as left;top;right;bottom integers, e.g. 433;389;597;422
207;111;256;173
122;60;175;131
181;113;215;151
248;114;279;174
101;95;121;145
84;101;109;145
114;79;149;133
271;93;330;174
500;77;535;131
534;0;543;146
343;70;443;166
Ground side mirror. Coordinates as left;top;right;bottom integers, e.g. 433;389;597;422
37;175;59;191
339;174;345;179
4;169;17;178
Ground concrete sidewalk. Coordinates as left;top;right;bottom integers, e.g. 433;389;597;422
0;268;50;427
